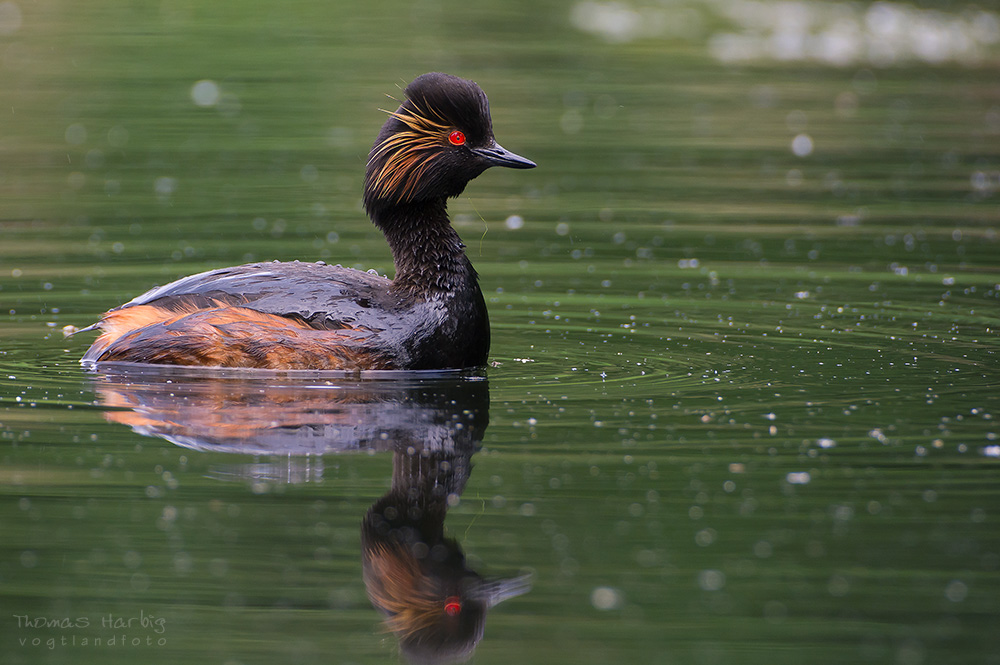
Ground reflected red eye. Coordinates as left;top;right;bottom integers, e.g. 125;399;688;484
448;130;466;146
444;597;462;616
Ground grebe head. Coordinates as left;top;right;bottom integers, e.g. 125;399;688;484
364;72;535;212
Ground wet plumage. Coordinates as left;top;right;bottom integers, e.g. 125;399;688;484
81;73;535;370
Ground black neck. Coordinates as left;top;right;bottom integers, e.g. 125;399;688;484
369;199;478;295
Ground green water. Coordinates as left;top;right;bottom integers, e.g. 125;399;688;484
2;1;999;664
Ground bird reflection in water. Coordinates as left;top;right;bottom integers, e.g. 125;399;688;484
88;364;530;663
362;428;531;664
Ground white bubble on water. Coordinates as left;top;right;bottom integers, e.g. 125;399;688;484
571;2;646;43
505;215;525;230
154;176;177;196
786;471;811;484
698;569;726;591
828;574;850;597
300;164;318;182
944;580;968;602
695;528;716;546
191;79;221;107
791;133;814;157
65;123;87;146
590;586;624;610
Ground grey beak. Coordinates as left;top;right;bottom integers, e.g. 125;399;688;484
484;573;533;608
473;142;536;169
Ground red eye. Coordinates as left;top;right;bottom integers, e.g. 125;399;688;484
444;597;462;616
448;130;466;146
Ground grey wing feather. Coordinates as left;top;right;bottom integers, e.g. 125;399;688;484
119;262;395;329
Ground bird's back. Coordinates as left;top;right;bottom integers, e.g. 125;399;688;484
117;261;397;328
82;262;414;369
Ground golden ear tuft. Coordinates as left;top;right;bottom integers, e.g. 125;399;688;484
367;101;456;203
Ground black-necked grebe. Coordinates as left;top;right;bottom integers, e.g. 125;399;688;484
81;73;535;370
